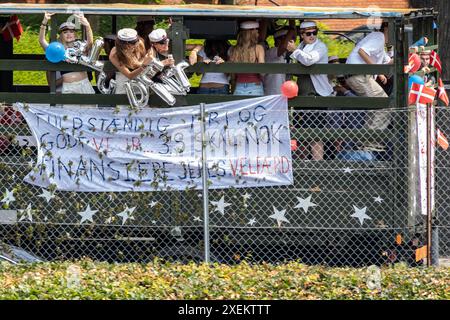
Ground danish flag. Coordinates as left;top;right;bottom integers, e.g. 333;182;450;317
408;82;436;106
430;50;442;74
438;78;449;106
437;129;449;151
1;15;23;42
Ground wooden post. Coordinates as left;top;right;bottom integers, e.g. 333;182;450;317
0;17;13;93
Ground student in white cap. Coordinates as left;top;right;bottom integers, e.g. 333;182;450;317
39;12;95;100
148;28;174;67
287;20;334;160
229;20;265;95
109;28;153;96
263;20;297;95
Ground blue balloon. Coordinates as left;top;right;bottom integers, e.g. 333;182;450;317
409;75;425;89
45;42;66;63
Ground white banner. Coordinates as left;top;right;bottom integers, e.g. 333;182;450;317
16;95;293;192
416;104;435;215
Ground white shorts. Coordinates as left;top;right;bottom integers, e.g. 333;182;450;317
62;78;96;108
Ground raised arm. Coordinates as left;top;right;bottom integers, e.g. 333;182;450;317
39;12;54;50
76;14;93;47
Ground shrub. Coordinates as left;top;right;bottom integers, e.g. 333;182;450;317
0;259;448;299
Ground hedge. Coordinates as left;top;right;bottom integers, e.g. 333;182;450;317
0;259;448;299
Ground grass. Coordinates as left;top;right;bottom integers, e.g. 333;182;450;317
0;259;448;299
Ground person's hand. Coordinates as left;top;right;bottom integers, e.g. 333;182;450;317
378;74;388;85
421;66;431;74
214;56;224;64
75;13;90;27
203;58;212;64
287;40;297;52
42;12;55;24
142;53;153;66
163;56;175;67
334;85;348;95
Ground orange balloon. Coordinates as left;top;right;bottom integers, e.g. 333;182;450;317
280;81;298;98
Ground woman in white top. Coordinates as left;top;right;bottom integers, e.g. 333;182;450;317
190;39;230;95
39;12;95;98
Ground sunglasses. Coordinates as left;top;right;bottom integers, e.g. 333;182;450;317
303;30;318;36
154;38;169;45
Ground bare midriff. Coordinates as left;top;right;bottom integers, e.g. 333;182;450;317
62;71;88;83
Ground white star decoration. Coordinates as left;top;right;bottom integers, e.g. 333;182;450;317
210;196;231;215
1;189;15;206
247;218;257;226
18;204;33;222
193;216;202;222
351;206;372;226
343;167;353;174
294;195;317;213
105;217;113;224
242;193;251;201
38;189;55;203
116;206;136;225
269;206;289;227
78;205;98;224
373;196;383;203
149;201;159;208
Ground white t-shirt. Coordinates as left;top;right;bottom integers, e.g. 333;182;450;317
346;32;386;65
197;49;229;85
263;47;287;95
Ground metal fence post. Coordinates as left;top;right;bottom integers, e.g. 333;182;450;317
200;102;210;263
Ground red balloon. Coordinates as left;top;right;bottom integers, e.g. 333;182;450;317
280;81;298;98
408;53;421;73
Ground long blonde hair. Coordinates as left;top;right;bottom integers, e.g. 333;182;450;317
229;29;259;63
115;37;146;69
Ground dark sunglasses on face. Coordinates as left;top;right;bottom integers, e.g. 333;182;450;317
303;30;318;36
154;39;169;45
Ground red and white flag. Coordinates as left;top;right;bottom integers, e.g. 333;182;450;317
1;15;23;42
437;129;449;151
438;78;449;106
430;50;442;74
409;82;436;106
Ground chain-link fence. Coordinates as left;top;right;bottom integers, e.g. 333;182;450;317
434;106;450;260
0;104;447;266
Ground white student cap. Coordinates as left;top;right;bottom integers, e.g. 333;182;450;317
117;28;138;42
59;22;77;31
240;21;259;30
149;28;168;42
300;21;317;30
